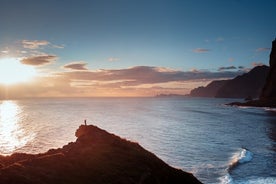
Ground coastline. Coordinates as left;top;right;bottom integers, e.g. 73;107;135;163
227;99;276;108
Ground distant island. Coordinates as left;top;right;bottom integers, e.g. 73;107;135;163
155;94;187;98
0;125;202;184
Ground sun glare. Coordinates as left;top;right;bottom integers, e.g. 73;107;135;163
0;58;37;85
0;101;34;155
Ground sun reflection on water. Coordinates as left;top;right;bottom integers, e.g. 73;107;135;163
0;101;34;155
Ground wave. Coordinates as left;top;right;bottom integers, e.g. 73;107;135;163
220;173;234;184
264;107;276;112
219;148;253;184
234;177;276;184
228;148;253;171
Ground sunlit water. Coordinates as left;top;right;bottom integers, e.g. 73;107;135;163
0;97;275;184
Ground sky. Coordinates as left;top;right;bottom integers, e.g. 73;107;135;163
0;0;275;97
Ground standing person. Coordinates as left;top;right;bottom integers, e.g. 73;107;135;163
84;119;87;125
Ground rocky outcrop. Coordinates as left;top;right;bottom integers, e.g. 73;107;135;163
0;125;202;184
260;39;276;100
189;66;269;98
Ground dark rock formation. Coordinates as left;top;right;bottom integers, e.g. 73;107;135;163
189;66;269;98
215;65;269;98
260;39;276;100
190;80;228;97
0;125;202;184
228;38;276;107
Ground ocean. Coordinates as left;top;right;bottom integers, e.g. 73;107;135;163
0;97;275;184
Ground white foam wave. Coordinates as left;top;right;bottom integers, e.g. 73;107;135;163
235;177;276;184
219;173;234;184
219;148;254;184
229;148;253;169
264;107;276;112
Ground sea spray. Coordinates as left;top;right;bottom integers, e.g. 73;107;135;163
228;148;253;170
219;148;253;184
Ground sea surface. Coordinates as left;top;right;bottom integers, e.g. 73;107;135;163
0;97;276;184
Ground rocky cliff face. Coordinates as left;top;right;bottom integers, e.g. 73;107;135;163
190;80;228;97
260;39;276;100
228;38;276;107
189;66;269;98
215;65;269;98
0;125;202;184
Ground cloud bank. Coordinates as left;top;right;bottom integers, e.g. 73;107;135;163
193;48;210;53
218;66;236;71
64;62;88;70
22;40;50;49
256;47;270;52
0;65;244;98
21;55;57;66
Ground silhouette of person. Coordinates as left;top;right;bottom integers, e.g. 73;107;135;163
84;119;87;125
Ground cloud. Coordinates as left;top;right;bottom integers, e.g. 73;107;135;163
52;44;65;49
60;66;242;86
216;37;224;42
21;40;64;49
228;58;234;62
20;55;57;66
22;40;50;49
1;50;9;54
193;48;210;53
108;57;120;62
218;66;237;71
252;62;265;67
0;65;244;98
256;48;270;52
189;68;200;73
64;62;88;70
238;66;245;69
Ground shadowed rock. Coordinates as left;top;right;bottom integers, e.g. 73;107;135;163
260;39;276;100
189;66;269;98
229;38;276;107
0;125;202;184
190;80;228;97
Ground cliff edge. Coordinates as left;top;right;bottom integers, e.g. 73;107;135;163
229;38;276;107
260;38;276;100
189;66;269;98
0;125;202;184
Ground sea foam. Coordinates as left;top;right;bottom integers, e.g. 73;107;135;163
229;148;253;170
219;148;254;184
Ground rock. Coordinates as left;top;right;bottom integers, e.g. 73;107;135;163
0;125;202;184
260;38;276;100
228;38;276;107
190;80;228;97
189;66;269;98
215;65;269;98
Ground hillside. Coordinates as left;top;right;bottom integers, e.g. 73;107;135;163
190;65;269;99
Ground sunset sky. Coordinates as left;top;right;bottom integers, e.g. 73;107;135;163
0;0;275;97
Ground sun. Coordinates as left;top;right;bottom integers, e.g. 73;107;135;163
0;58;37;85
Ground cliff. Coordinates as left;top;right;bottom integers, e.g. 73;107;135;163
189;66;269;98
215;65;269;98
190;80;228;97
229;38;276;107
260;39;276;100
0;125;202;184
